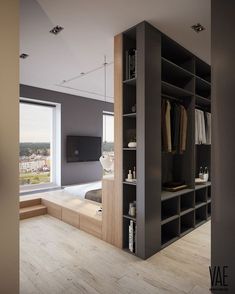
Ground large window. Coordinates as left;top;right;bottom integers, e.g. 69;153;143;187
102;112;114;156
20;100;59;190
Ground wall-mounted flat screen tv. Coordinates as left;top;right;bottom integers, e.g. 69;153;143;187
66;136;101;162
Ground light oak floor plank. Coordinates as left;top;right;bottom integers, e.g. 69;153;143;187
20;216;211;294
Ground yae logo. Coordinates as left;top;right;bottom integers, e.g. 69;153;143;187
209;265;228;291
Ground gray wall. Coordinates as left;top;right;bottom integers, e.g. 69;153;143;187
212;0;235;292
0;1;19;292
20;85;113;186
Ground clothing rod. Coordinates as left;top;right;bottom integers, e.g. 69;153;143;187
161;94;183;102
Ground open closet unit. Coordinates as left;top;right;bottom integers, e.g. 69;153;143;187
114;21;211;259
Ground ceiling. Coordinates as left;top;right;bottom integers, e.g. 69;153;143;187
20;0;211;102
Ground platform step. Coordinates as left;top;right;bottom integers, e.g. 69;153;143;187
20;204;47;220
20;198;41;209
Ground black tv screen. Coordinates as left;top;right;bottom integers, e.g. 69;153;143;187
66;136;101;162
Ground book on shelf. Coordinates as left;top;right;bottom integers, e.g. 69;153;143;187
128;220;136;253
125;49;137;80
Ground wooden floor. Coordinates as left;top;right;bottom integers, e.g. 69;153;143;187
20;215;211;294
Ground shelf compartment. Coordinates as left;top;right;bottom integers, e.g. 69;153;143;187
195;181;211;190
123;184;136;215
123;113;136;118
123;116;136;148
123;181;136;186
180;211;194;236
207;203;211;219
123;218;136;255
123;84;136;115
161;188;194;201
207;185;211;201
195;77;211;99
195;188;207;207
161;35;194;73
123;215;136;222
180;192;194;214
195;205;207;227
123;78;136;86
195;57;211;82
161;218;179;246
162;81;193;99
161;197;179;222
196;95;211;109
162;58;194;92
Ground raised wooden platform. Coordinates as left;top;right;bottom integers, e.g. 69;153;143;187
20;198;47;220
20;190;102;239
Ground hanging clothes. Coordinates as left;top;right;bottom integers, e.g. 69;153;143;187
205;112;211;144
162;100;172;152
171;103;181;152
195;109;210;145
162;99;187;153
180;105;188;153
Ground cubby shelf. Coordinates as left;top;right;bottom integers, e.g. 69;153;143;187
196;95;211;108
123;113;136;117
162;81;194;98
195;181;211;190
161;215;179;225
195;202;207;209
123;181;136;186
161;57;194;77
123;78;136;86
123;215;136;222
161;188;194;201
180;207;194;216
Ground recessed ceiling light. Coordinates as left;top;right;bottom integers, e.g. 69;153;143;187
20;53;29;59
191;23;205;33
50;25;64;35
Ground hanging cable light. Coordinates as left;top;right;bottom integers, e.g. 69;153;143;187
99;56;113;172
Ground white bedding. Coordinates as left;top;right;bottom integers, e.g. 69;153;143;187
64;181;102;198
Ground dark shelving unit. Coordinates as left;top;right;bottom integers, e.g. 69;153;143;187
119;21;211;259
195;205;207;227
180;211;195;236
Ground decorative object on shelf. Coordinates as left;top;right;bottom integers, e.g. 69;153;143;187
128;142;137;148
128;170;132;181
204;167;209;181
133;166;136;180
126;48;137;80
196;166;209;183
128;201;136;217
163;181;187;192
128;135;136;148
131;104;136;113
125;168;137;183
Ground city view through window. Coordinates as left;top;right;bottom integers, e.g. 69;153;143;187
20;102;53;187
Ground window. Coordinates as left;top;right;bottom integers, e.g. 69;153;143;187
103;112;114;156
19;100;60;191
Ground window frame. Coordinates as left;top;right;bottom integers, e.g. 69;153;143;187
19;98;61;193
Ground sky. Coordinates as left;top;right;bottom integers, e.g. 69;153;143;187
20;103;52;143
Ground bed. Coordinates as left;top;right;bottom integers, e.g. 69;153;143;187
64;181;102;203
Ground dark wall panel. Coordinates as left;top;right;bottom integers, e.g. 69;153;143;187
20;85;113;186
212;0;235;292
